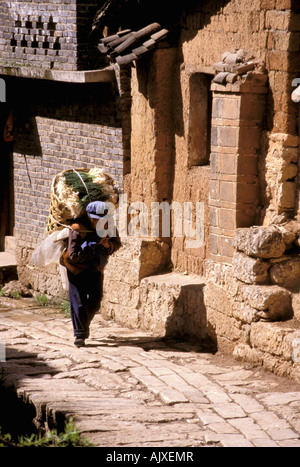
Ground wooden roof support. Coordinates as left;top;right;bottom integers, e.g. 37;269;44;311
97;21;171;66
116;53;138;66
101;29;131;44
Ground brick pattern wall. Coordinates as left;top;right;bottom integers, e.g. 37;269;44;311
7;77;124;254
0;0;103;71
209;79;267;263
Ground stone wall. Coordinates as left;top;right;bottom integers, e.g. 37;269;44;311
260;133;299;224
171;0;300;379
203;222;300;380
1;0;299;382
101;0;300;382
0;0;103;71
101;237;208;342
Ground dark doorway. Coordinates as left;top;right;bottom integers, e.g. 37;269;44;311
0;104;14;252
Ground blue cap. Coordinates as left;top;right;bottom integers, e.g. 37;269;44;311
86;201;109;219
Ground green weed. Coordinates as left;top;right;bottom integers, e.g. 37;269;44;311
35;294;49;307
60;300;70;316
0;418;93;447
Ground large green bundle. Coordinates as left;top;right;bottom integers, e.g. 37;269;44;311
47;168;119;234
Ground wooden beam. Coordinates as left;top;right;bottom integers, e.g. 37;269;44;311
105;32;133;50
151;29;169;42
142;38;156;50
132;45;148;57
135;23;161;39
114;34;137;55
116;53;137;66
100;29;132;44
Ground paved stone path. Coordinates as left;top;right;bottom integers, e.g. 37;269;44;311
1;296;300;448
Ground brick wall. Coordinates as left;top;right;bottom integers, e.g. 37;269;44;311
5;75;125;295
209;79;268;263
0;0;104;71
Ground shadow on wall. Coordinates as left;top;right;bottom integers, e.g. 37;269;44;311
165;283;218;353
6;76;120;157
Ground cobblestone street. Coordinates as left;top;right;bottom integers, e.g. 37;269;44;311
1;297;300;448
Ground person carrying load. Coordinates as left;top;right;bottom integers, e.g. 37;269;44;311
61;201;121;348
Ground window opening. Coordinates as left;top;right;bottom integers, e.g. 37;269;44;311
188;73;212;168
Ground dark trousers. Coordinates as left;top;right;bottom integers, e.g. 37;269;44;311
67;269;103;339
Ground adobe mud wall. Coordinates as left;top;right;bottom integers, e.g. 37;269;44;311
102;0;300;382
1;0;299;382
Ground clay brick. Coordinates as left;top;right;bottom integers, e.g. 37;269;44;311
210;233;219;255
239;127;262;150
210;180;219;199
210;152;219;173
276;0;293;9
219;126;239;148
220;181;236;203
219;236;235;258
219;208;236;230
237;182;261;204
0;0;101;70
240;96;266;121
212;97;224;118
221;97;240;120
237;155;258;176
219;154;237;175
210;207;218;227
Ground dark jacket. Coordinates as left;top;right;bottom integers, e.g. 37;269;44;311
62;221;121;275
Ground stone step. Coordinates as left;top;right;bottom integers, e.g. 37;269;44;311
234;320;300;381
4;236;16;254
139;272;207;341
0;248;18;285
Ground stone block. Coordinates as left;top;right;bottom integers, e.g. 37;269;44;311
277;181;296;211
232;302;260;325
270;257;300;289
139;273;207;340
250;321;300;361
240;283;293;321
233;251;270;284
280;163;298;182
269;133;299;149
101;237;173;330
204;282;234;318
100;300;140;329
234;226;286;259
